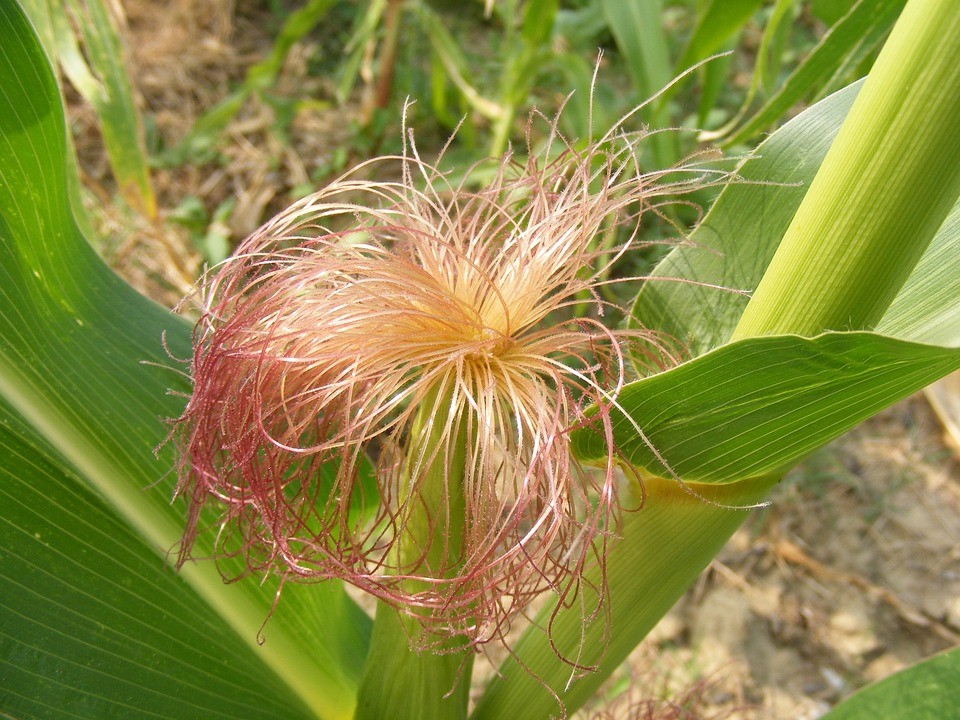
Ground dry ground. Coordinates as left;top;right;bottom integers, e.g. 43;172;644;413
66;3;960;717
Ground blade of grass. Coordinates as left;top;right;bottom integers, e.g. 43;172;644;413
419;5;503;122
247;0;337;90
488;0;559;155
699;0;796;140
677;0;764;71
599;0;676;167
711;0;905;147
758;0;799;93
695;44;735;127
337;0;386;104
52;0;157;218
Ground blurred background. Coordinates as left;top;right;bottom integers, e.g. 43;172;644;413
40;0;960;716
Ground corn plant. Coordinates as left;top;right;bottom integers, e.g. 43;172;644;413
20;0;156;219
341;0;908;170
2;2;960;720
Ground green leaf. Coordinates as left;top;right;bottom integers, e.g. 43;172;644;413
820;646;960;719
695;42;735;128
632;81;863;356
0;401;314;720
876;202;960;345
520;0;558;46
336;0;386;104
812;0;858;26
54;0;157;218
677;0;763;71
758;0;799;94
598;0;676;166
477;329;960;719
488;0;559;155
0;4;369;718
733;0;960;338
719;0;904;147
574;333;960;482
599;0;669;98
633;76;960;355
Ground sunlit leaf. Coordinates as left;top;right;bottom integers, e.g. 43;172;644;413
632;81;863;356
0;5;370;718
717;0;904;146
574;333;960;481
634;78;960;355
474;58;960;718
820;646;960;720
677;0;763;71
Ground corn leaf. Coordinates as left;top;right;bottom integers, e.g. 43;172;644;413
633;78;960;356
813;0;859;25
677;0;763;71
632;81;864;357
875;202;960;345
819;646;960;719
717;0;904;147
51;0;157;218
573;333;960;482
0;5;370;718
0;400;315;720
474;11;960;709
732;0;960;338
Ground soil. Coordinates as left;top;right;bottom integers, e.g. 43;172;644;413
62;3;960;718
575;395;960;719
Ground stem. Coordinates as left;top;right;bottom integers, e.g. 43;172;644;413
355;605;473;720
472;475;778;719
355;382;474;720
488;104;516;158
476;3;960;716
732;0;960;339
372;0;403;112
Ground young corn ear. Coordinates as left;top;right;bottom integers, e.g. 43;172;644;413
172;110;729;647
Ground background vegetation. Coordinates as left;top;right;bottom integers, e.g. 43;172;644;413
3;1;960;719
